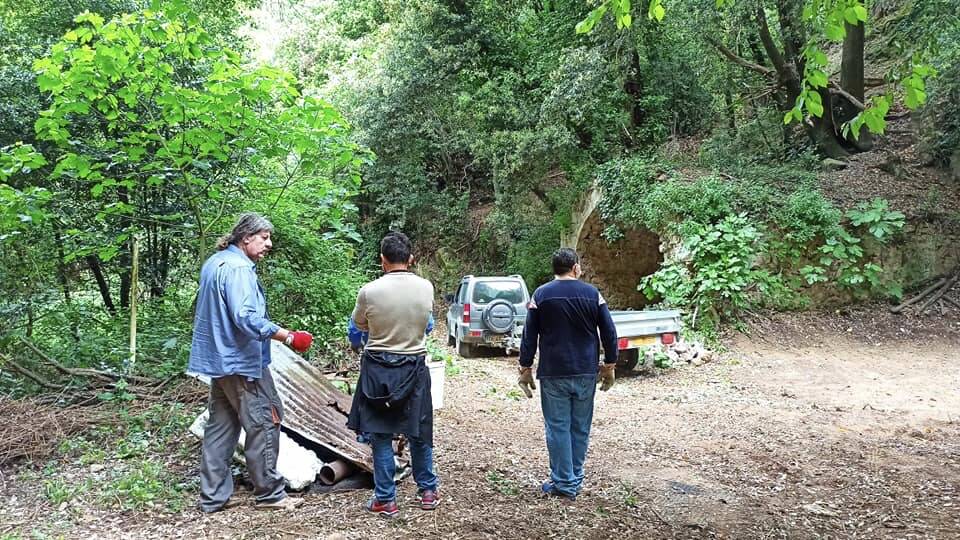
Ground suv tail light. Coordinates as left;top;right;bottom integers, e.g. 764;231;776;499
661;332;675;345
463;303;471;323
617;338;629;350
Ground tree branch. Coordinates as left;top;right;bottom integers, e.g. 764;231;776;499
829;82;865;111
19;337;156;385
705;36;776;78
0;352;62;391
755;5;790;77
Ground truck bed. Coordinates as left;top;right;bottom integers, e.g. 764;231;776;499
610;310;682;339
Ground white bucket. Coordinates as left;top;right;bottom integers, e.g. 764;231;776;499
426;355;445;409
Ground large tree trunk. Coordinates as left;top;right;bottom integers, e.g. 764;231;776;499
119;244;131;310
807;89;851;159
841;20;872;151
118;186;131;309
86;255;117;316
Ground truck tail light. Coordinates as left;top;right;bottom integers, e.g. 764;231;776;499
463;303;471;323
661;332;675;345
617;337;629;350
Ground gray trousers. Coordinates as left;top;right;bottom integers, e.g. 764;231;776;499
199;369;287;511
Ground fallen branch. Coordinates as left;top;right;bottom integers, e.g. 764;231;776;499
919;273;959;314
890;277;947;313
0;396;117;465
18;337;157;385
0;353;63;391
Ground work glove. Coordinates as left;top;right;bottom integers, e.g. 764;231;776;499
286;330;313;353
598;363;616;392
518;367;536;398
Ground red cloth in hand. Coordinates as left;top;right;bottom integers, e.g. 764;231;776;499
289;331;313;352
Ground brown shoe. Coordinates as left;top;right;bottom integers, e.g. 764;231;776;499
223;498;245;510
255;496;304;511
199;498;245;513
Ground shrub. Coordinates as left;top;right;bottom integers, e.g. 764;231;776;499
640;214;787;328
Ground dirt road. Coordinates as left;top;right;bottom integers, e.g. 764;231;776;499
3;318;959;539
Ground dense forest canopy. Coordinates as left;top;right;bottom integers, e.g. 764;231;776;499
1;0;958;385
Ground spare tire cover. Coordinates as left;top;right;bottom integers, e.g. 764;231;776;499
483;299;516;333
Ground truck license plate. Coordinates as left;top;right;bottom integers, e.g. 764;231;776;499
628;336;656;348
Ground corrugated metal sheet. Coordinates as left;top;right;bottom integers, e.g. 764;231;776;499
269;342;373;472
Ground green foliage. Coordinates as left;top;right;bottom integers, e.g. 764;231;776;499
262;217;365;346
0;144;49;242
639;345;672;369
485;469;520;496
581;0;935;141
0;1;369;388
97;378;136;402
43;477;84;505
106;459;190;511
31;3;363;261
700;109;819;166
601;151;906;325
640;214;785;325
916;5;960;167
597;157;739;234
425;335;459;376
798;198;906;297
847;198;906;240
30;402;195;514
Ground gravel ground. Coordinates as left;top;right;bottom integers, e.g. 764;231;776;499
3;314;960;539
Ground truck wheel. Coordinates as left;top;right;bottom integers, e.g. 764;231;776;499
616;349;639;375
457;334;477;359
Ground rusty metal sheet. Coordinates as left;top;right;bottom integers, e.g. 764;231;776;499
268;342;373;472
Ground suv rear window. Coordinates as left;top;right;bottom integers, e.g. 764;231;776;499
472;281;525;304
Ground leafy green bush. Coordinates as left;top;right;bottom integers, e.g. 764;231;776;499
640;214;787;329
601;155;907;325
105;460;190;512
700;108;824;168
263;233;365;348
799;198;906;298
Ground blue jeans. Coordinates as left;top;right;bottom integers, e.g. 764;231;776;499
540;375;597;497
369;432;438;502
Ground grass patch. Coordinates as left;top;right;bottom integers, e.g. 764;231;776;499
486;470;520;496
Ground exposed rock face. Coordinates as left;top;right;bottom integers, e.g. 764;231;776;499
577;210;662;310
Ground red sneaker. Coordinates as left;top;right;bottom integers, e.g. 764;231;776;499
416;489;440;510
364;497;399;517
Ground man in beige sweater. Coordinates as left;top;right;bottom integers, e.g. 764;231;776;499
347;232;438;518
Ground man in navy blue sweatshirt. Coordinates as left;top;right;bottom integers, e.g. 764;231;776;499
518;248;618;501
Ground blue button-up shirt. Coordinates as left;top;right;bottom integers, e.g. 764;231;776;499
188;245;280;379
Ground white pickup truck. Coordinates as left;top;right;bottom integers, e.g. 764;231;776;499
496;307;682;373
608;310;683;372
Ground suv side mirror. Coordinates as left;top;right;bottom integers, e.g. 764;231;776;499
444;293;455;303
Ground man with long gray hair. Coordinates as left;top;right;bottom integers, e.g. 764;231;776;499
189;213;313;512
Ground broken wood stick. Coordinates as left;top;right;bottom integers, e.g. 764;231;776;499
942;295;960;311
918;273;959;314
890;277;947;313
